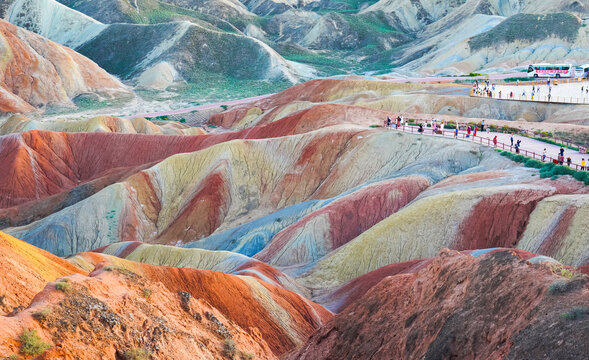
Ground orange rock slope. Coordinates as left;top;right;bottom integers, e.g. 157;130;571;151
0;231;85;315
0;233;331;358
0;19;129;113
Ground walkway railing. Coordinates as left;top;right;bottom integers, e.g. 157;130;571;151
391;125;585;171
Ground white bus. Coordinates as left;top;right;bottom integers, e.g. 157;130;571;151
527;63;573;78
575;64;589;78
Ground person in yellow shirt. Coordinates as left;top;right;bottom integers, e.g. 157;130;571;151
582;158;586;171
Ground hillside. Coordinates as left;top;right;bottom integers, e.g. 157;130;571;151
1;78;589;359
0;19;130;114
3;0;588;98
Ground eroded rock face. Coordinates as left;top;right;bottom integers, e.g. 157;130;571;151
0;265;278;359
0;19;129;114
68;252;332;355
288;250;589;360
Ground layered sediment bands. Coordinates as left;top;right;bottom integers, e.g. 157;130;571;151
0;114;348;212
69;252;332;355
7;127;483;256
316;248;539;313
0;108;385;213
0;266;277;359
255;176;430;267
0;114;206;135
296;183;565;290
209;79;430;128
0;231;86;315
518;195;589;267
0;19;129;113
219;103;395;131
288;250;589;360
92;242;307;295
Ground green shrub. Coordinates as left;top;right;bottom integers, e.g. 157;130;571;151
142;288;152;299
19;329;51;356
549;280;573;295
524;159;544;169
55;280;72;293
124;348;150;360
179;118;186;123
223;338;236;358
240;352;255;360
32;308;51;322
561;306;589;321
220;105;228;110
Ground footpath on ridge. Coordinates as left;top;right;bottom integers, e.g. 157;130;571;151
391;124;587;169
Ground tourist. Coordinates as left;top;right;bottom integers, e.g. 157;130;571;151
567;157;572;167
548;93;551;102
418;123;424;134
486;126;490;135
455;127;459;138
467;126;471;138
560;147;565;156
582;158;586;171
510;136;514;147
542;148;546;162
515;143;520;154
493;136;498;147
481;120;485;131
473;127;477;137
559;154;564;165
510;91;513;98
386;116;391;128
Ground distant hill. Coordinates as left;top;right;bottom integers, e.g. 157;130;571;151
0;18;130;114
3;0;589;100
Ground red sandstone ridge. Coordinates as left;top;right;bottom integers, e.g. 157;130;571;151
71;252;333;356
0;19;130;113
287;249;589;359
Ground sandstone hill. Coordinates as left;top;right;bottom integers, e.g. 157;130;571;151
0;18;130;114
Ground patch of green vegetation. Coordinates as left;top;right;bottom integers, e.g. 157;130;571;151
340;12;399;37
124;348;150;360
561;306;589;321
498;150;589;184
32;308;51;322
240;352;255;360
548;263;587;280
19;329;51;357
6;354;19;360
55;279;72;293
469;13;582;51
166;76;293;104
223;338;237;358
504;77;530;83
142;288;153;299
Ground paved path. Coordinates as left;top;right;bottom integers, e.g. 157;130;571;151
472;79;589;104
393;125;587;170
